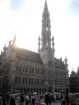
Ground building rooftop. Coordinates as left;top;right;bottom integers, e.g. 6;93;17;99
15;47;43;64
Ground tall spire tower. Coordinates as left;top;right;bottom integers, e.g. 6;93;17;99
39;0;54;64
42;0;51;49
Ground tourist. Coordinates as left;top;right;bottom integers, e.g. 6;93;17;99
20;95;24;105
10;96;16;105
25;95;30;105
31;95;35;105
44;93;49;105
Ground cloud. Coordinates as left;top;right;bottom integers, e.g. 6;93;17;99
69;0;79;15
10;0;25;10
71;0;79;8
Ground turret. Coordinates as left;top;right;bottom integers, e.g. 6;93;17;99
52;36;55;59
5;35;16;61
64;57;68;68
38;36;40;53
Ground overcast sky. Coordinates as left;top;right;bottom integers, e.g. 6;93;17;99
0;0;79;74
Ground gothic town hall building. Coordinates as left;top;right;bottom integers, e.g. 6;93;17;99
0;1;69;94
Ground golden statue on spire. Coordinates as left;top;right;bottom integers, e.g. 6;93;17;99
12;34;16;47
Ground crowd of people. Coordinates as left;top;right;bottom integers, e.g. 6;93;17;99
0;91;63;105
0;90;74;105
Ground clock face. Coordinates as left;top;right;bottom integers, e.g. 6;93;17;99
46;27;48;31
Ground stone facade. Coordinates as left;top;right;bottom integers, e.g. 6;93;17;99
0;0;69;95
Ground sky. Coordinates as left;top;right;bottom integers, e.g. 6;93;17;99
0;0;79;74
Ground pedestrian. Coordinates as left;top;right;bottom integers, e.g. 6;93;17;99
25;95;30;105
61;89;70;105
35;94;40;105
2;98;6;105
61;97;65;105
20;95;24;105
44;93;49;105
5;94;10;105
48;93;52;105
10;96;16;105
0;96;2;105
64;89;70;105
31;95;35;105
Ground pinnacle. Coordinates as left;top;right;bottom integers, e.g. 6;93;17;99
45;0;48;9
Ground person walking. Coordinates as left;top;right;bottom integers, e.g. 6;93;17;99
61;88;70;105
2;98;6;105
44;93;49;105
35;94;40;105
31;95;35;105
10;96;16;105
25;95;30;105
20;95;24;105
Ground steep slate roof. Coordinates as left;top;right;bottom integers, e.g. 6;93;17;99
15;47;43;64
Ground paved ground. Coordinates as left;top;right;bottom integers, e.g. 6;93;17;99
51;102;61;105
15;101;61;105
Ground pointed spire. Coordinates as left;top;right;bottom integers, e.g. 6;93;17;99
52;36;55;49
38;36;40;52
45;0;48;8
43;0;49;13
52;36;55;57
41;0;51;49
64;56;68;65
3;44;6;52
